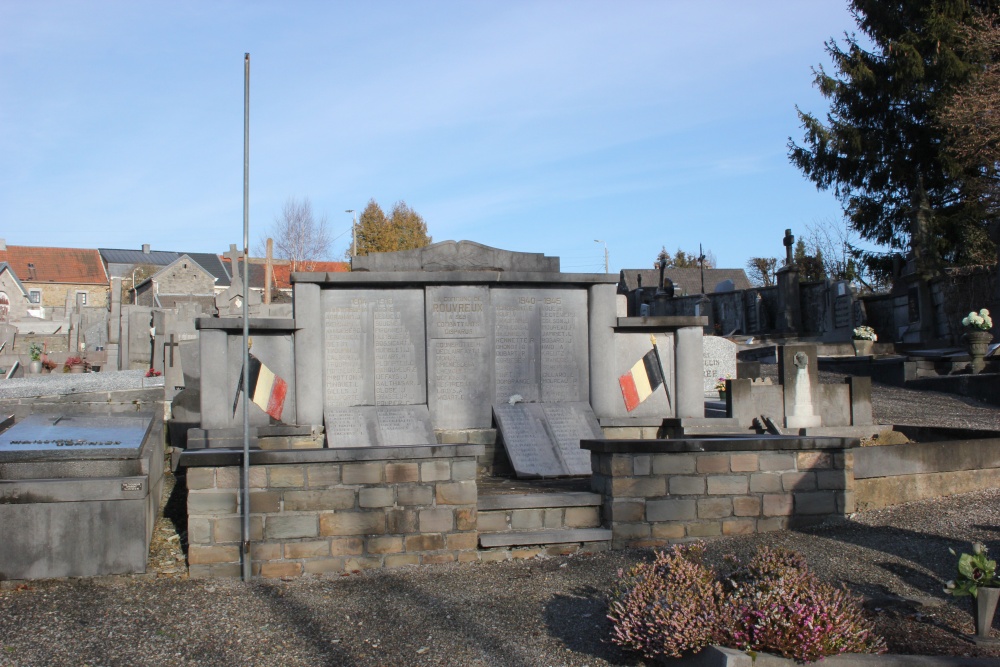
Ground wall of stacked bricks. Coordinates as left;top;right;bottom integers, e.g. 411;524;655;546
590;448;853;548
476;505;605;561
185;454;479;578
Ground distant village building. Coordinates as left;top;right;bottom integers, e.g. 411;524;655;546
0;241;109;313
99;245;231;302
133;254;219;310
0;262;29;322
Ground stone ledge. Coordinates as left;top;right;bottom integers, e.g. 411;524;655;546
478;528;612;548
582;436;856;455
179;444;485;467
477;492;602;511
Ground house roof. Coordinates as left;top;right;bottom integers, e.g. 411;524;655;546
0;263;28;296
0;246;108;285
618;268;753;296
134;254;218;291
99;247;231;287
220;258;349;290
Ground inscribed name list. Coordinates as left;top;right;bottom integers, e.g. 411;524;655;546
492;289;588;404
321;290;426;408
426;286;492;429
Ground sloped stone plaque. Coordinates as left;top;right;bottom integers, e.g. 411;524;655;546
324;405;435;448
492;402;600;477
0;414;151;458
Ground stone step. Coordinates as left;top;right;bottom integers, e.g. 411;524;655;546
477;491;601;512
478;528;612;549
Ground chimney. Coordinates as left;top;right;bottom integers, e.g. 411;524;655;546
0;238;6;251
142;244;151;254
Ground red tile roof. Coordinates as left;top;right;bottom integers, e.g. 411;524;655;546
220;258;349;290
0;245;108;285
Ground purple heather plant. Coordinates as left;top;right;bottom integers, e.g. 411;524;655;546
608;545;886;663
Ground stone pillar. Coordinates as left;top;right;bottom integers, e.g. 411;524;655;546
109;277;122;344
293;282;323;426
776;266;801;333
588;284;619;419
200;328;230;429
674;326;704;419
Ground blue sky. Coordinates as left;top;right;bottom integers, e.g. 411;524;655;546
1;1;861;274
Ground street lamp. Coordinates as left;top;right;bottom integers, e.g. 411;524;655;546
345;209;357;257
594;239;609;274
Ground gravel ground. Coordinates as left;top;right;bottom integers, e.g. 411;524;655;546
0;373;998;666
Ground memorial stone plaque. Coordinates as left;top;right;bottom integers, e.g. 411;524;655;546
493;404;563;478
0;414;151;459
321;290;426;408
492;289;588;404
324;408;379;448
426;286;493;429
376;405;436;446
703;336;738;395
833;294;852;329
540;402;600;475
324;406;435;448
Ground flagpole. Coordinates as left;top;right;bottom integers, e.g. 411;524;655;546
649;334;672;412
241;52;252;582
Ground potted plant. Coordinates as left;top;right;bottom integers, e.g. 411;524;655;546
962;308;993;374
852;325;877;357
944;541;999;640
715;376;729;401
63;356;87;374
28;343;43;374
41;359;57;374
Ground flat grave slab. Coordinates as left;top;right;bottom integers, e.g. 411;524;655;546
324;405;436;448
492;402;600;478
0;414;152;462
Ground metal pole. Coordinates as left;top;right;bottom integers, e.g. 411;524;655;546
241;52;252;582
594;239;608;274
346;209;356;257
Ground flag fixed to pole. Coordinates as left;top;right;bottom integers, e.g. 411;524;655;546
618;335;671;412
232;351;288;422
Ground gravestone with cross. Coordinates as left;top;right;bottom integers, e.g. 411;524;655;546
215;244;261;317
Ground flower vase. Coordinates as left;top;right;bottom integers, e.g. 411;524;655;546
28;360;43;374
69;364;85;374
972;586;1000;639
718;390;727;402
852;339;873;357
966;330;993;374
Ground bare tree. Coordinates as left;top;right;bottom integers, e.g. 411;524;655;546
257;197;331;271
745;257;777;287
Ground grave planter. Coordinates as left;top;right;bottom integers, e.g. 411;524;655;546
965;330;992;374
852;339;873;357
28;360;43;374
973;586;1000;640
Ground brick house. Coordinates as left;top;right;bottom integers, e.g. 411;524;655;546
0;241;109;311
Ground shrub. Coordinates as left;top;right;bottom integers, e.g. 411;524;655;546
608;545;885;663
607;544;724;658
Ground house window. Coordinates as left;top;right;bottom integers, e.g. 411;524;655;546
76;291;87;305
28;290;41;304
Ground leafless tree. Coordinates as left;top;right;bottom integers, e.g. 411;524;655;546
745;257;777;287
257;197;331;271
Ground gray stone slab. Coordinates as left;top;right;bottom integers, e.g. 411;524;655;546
0;414;151;459
323;407;379;448
478;528;612;547
324;405;436;448
426;286;493;429
493;403;563;477
492;402;598;478
492;289;589;404
351;240;561;273
321;289;426;408
541;403;600;475
611;333;673;419
477;492;602;511
703;336;738;395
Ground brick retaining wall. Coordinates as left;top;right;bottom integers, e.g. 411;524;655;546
183;445;483;578
582;437;855;548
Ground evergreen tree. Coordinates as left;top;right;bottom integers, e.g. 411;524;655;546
353;198;431;257
789;0;999;279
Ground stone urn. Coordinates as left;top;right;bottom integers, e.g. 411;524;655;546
965;330;993;374
972;586;1000;640
852;339;874;357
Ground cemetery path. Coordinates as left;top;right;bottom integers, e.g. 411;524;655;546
1;488;999;665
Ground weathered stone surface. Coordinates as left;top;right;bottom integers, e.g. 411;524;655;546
703;336;737;395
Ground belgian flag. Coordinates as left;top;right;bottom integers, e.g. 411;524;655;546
233;353;288;421
618;349;663;412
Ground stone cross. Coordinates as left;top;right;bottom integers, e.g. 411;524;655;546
164;334;178;367
783;229;795;267
226;244;244;285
